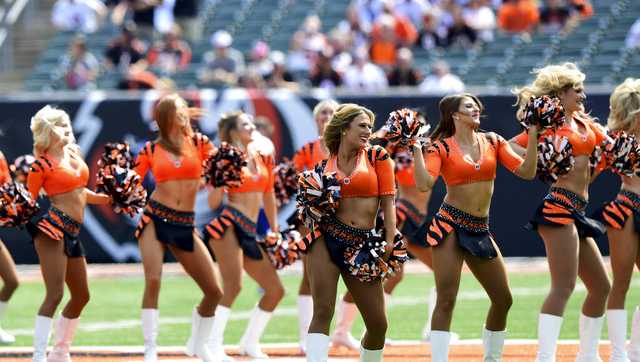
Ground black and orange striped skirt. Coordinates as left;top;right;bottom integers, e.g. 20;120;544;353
202;205;263;260
526;187;605;238
426;203;497;259
396;198;429;248
27;207;84;257
135;199;196;251
594;189;640;232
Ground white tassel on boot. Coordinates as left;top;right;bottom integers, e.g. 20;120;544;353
430;330;451;362
141;309;159;362
608;309;630;362
238;306;272;359
0;301;15;344
207;305;234;362
575;313;604;362
298;295;313;354
360;346;384;362
32;315;53;362
332;300;360;350
629;306;640;362
306;333;330;362
535;313;563;362
47;315;79;362
423;288;459;342
185;307;215;362
482;328;506;362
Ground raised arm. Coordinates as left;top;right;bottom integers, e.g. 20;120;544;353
503;127;539;180
412;142;439;192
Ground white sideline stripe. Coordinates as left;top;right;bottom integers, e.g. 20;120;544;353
8;279;640;336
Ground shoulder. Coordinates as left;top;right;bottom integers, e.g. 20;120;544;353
366;145;390;163
30;155;53;174
428;139;450;157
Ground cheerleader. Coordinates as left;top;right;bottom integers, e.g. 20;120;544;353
413;93;539;361
510;63;611;362
305;103;398;362
26;106;111;362
204;111;284;360
0;151;18;345
292;99;338;353
596;78;640;362
133;94;222;362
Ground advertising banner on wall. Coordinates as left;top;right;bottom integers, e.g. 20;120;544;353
0;90;619;263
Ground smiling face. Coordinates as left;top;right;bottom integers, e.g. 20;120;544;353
558;84;586;115
342;113;372;149
233;113;256;146
454;96;481;129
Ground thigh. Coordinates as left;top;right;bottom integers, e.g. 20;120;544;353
342;273;385;322
208;227;243;286
34;234;67;290
608;221;639;283
431;233;465;296
169;233;218;291
538;224;579;285
65;257;89;295
138;220;165;281
577;236;609;290
407;243;433;270
0;241;18;284
243;249;283;292
464;241;510;301
306;236;341;307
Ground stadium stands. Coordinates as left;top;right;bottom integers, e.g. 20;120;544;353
22;0;640;91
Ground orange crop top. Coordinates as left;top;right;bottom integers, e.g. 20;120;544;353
426;132;523;186
513;112;607;156
0;152;10;185
227;151;275;194
293;139;328;172
135;133;214;183
27;151;89;198
324;145;396;198
393;147;421;187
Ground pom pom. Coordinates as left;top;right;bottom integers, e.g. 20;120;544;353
393;148;413;171
0;182;39;227
380;109;430;150
295;163;341;228
260;228;303;269
344;231;389;282
521;96;565;129
273;158;298;207
96;142;147;216
203;142;247;188
601;130;640;176
537;135;575;184
385;231;409;275
9;154;35;184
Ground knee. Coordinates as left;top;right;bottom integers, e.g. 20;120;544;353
312;300;336;325
224;281;242;301
590;278;611;300
71;289;90;308
145;276;162;295
491;291;513;313
267;283;285;304
435;289;458;315
363;315;388;337
551;280;577;301
3;278;19;295
45;289;64;307
207;285;223;305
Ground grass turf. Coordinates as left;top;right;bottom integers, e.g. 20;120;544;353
3;271;639;346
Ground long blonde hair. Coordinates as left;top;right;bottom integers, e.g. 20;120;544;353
323;103;375;155
313;99;339;119
154;94;195;154
30;105;74;156
513;62;586;115
608;78;640;132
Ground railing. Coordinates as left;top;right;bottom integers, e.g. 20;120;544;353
0;0;33;72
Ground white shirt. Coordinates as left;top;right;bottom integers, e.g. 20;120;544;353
51;0;103;33
625;18;640;49
419;74;465;95
343;62;389;92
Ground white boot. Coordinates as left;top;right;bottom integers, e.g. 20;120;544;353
423;288;459;342
141;309;159;362
535;313;563;362
239;306;272;359
298;295;313;354
47;315;79;362
360;346;384;362
185;307;215;362
306;333;330;362
482;328;506;362
629;306;640;362
575;313;604;362
32;315;53;362
430;330;450;362
608;310;631;362
0;301;15;344
208;305;234;362
332;300;360;350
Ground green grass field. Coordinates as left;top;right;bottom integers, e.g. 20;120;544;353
3;270;639;347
